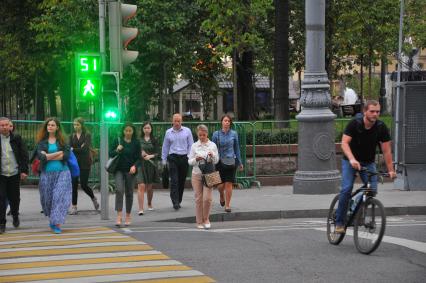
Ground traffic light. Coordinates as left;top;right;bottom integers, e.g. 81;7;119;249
108;1;139;76
78;78;101;100
75;53;102;102
101;72;120;121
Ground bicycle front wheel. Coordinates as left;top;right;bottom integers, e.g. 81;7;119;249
354;198;386;254
327;194;345;245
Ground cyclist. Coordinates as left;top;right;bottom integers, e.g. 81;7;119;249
335;100;396;234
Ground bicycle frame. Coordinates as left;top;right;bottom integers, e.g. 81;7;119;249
344;168;381;228
344;187;376;228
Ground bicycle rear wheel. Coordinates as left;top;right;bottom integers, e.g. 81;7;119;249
354;198;386;254
327;194;345;245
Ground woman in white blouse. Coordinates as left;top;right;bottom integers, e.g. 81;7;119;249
188;124;219;229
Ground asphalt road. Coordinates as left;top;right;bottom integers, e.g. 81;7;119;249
120;215;426;283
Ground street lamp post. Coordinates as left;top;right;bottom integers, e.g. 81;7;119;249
293;0;340;194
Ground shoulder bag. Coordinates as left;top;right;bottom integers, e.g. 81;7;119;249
105;137;121;174
68;151;80;177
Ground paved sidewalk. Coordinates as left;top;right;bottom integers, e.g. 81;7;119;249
7;183;426;229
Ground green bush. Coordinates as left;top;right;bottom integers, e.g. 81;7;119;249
246;128;298;145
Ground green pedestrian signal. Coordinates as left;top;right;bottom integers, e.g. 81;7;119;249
75;53;101;103
78;79;100;101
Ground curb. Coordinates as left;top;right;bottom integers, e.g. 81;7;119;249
160;206;426;223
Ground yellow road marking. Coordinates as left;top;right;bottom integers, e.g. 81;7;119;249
0;245;152;259
0;232;121;242
0;265;191;282
0;237;134;248
0;227;111;238
121;276;216;283
0;254;169;270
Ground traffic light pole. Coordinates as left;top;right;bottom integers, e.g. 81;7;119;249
99;0;109;220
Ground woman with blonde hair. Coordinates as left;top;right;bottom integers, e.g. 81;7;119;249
35;117;72;234
188;124;219;229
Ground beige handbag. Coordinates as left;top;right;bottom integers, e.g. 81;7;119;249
202;171;222;188
199;157;222;188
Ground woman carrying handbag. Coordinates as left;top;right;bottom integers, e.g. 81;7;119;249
109;123;141;227
188;125;219;230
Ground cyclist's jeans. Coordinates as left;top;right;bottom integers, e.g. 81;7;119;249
335;160;378;226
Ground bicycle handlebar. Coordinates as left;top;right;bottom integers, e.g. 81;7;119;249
359;167;390;178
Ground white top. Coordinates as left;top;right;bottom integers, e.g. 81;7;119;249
188;140;219;175
343;87;358;105
1;134;18;176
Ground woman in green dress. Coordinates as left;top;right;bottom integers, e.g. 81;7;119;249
137;122;159;215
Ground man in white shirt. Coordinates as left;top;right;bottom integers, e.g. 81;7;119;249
0;117;28;233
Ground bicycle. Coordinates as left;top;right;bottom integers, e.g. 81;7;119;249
327;167;389;254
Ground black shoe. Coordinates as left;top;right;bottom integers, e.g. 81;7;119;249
13;216;20;228
173;204;180;210
0;224;5;234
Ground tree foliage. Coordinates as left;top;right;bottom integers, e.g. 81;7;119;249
0;0;425;121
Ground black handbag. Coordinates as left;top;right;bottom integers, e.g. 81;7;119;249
105;138;121;174
162;165;169;188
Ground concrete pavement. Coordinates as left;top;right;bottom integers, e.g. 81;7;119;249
6;182;426;230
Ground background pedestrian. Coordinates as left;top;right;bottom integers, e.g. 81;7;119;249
0;117;28;234
161;113;194;210
137;122;159;215
109;122;140;226
69;117;99;215
212;115;243;213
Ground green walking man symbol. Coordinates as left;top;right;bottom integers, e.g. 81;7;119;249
83;80;95;97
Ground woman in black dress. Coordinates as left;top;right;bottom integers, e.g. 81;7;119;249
136;122;159;215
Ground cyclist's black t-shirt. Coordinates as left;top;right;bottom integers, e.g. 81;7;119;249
343;118;391;163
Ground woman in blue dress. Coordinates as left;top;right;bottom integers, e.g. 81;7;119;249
35;117;72;234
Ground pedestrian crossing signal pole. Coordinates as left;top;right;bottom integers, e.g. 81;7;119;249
98;0;109;220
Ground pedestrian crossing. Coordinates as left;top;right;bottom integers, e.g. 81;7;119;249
0;226;215;283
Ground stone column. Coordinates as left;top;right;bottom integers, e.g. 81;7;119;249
293;0;340;194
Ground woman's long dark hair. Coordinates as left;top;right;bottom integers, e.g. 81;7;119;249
141;121;157;145
121;122;137;140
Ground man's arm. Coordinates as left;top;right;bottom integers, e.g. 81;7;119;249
341;134;361;170
161;131;171;165
186;128;194;154
380;141;396;178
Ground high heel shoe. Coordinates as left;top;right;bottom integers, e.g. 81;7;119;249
115;217;122;227
125;216;131;226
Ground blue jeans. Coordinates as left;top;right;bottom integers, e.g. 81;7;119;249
335;159;378;226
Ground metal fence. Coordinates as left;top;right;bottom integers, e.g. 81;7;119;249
13;118;391;188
